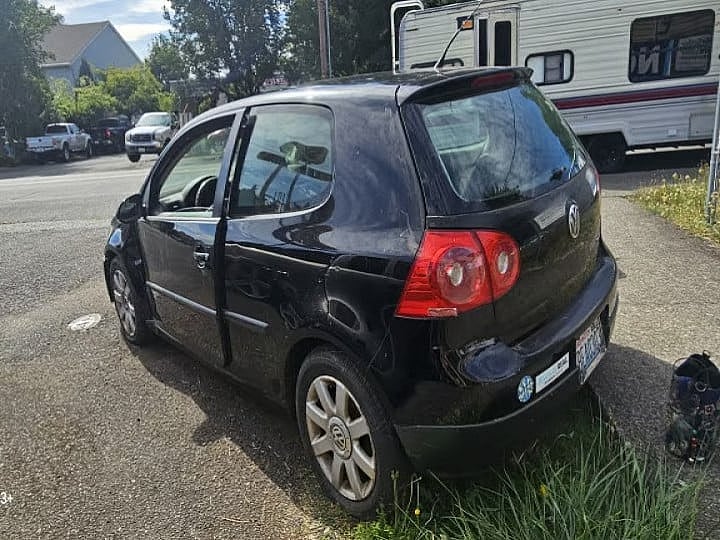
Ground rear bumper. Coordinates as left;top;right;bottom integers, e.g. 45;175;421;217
394;252;618;475
28;147;61;154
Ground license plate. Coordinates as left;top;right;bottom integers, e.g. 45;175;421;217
577;317;606;384
536;352;570;394
138;147;146;153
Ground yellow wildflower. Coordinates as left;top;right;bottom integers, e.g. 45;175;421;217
539;484;550;498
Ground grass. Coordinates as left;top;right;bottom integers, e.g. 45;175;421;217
353;394;704;540
630;165;720;245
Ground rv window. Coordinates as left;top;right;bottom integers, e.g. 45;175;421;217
494;22;512;66
525;52;573;85
478;19;488;67
629;10;714;82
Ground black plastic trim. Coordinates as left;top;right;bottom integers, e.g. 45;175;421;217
223;309;269;333
146;281;216;318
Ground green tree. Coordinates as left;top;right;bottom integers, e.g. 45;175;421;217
102;65;175;117
0;0;60;137
146;34;189;87
164;0;283;98
283;0;456;82
49;78;118;128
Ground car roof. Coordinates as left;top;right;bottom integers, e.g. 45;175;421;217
187;67;529;129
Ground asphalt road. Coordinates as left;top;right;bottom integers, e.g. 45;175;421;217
0;147;714;538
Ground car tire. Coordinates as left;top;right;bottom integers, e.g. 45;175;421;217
61;144;71;163
127;154;140;163
586;134;626;174
85;142;93;159
109;258;155;346
295;346;410;519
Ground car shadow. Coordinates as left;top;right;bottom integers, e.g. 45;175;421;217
129;337;720;535
130;340;351;528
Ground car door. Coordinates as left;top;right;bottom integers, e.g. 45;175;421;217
138;111;241;367
221;104;336;398
69;124;81;151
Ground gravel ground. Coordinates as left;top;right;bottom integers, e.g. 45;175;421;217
0;156;351;539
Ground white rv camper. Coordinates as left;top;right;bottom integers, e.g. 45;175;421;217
394;1;720;172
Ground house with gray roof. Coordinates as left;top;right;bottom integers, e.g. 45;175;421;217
41;22;141;86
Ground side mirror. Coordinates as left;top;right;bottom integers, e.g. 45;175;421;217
116;193;143;223
172;122;179;130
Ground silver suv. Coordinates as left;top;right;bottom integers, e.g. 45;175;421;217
125;112;179;162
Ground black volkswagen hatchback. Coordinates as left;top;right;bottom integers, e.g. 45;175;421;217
105;68;618;518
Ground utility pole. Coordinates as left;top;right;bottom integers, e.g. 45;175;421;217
317;0;329;78
706;74;720;224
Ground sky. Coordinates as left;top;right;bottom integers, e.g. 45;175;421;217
41;0;171;59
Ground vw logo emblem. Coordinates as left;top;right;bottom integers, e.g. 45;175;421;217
567;204;581;239
331;425;347;452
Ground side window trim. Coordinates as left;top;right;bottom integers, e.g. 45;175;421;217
142;112;240;219
213;109;246;218
223;111;256;218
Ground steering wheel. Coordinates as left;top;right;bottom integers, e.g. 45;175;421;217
194;175;218;207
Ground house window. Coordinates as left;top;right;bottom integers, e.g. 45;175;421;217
525;51;573;85
629;10;715;83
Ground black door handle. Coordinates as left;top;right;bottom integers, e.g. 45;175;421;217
193;248;210;269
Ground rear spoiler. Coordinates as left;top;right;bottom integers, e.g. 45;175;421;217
397;67;532;105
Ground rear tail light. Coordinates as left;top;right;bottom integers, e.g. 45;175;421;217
396;230;520;318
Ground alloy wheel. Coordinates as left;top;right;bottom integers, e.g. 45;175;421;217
305;375;376;501
112;269;136;337
63;146;71;162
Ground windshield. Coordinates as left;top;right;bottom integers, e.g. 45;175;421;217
136;113;171;127
98;118;120;127
412;82;583;211
46;125;68;134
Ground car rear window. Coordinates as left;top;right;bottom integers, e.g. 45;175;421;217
98;119;119;127
408;81;583;212
46;125;67;134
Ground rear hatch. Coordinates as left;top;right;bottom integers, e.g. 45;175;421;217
399;69;601;347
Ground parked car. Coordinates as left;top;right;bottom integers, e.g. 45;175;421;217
105;68;618;518
124;112;179;162
25;123;93;163
90;116;132;154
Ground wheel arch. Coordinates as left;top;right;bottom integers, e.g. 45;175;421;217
103;232;149;308
283;330;367;418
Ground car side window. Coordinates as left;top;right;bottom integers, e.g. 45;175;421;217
230;105;333;217
149;115;235;217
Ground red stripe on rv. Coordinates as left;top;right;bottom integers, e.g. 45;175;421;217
553;82;719;110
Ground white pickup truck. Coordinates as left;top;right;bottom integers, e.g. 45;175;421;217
26;123;94;163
